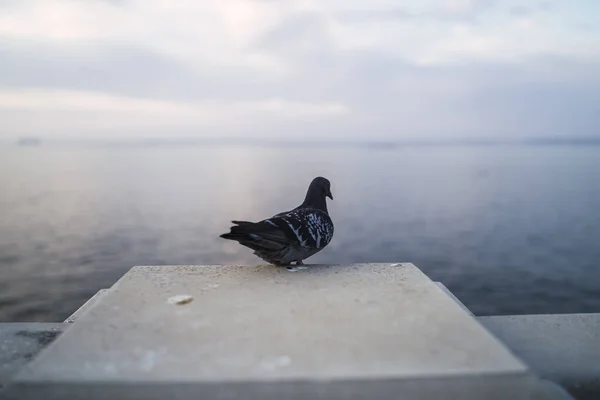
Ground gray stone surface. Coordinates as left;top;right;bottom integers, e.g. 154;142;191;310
479;314;600;399
5;263;536;399
64;289;109;323
531;380;576;400
0;323;65;387
3;374;544;400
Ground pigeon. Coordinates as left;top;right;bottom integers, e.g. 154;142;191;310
220;177;334;266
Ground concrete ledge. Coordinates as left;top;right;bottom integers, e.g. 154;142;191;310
531;380;580;400
64;289;109;323
479;314;600;399
5;264;538;399
0;323;65;388
2;374;536;400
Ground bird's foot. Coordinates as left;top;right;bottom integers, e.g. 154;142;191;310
286;260;308;271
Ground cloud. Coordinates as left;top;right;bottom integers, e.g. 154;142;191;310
0;40;289;102
0;88;348;137
0;0;599;141
508;5;532;17
335;0;495;24
538;1;553;11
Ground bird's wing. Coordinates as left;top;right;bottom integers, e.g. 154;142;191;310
256;214;306;245
221;216;300;249
222;207;332;249
270;208;330;249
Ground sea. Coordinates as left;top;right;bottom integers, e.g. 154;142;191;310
1;143;599;322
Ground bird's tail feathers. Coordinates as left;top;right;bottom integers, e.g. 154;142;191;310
219;220;286;251
220;220;260;240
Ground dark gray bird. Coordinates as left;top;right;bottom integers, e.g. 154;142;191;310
220;177;334;266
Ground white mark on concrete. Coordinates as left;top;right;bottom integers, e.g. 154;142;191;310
206;283;219;289
167;294;193;305
390;263;401;267
260;355;292;371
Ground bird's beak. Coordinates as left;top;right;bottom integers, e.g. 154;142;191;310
327;190;333;200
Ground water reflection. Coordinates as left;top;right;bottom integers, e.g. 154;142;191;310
1;145;599;321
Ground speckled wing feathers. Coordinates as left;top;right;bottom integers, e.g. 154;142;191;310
269;209;333;250
221;208;334;266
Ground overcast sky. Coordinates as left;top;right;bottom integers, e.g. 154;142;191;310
1;0;599;142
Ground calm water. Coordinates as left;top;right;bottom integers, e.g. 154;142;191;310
1;144;599;322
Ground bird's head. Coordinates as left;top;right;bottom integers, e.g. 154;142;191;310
310;176;333;200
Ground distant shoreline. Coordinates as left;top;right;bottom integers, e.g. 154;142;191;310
3;137;600;148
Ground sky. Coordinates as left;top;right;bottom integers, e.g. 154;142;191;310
0;0;599;142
